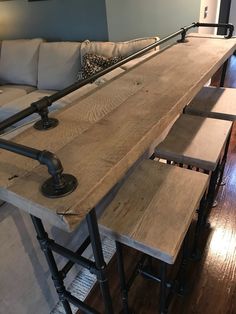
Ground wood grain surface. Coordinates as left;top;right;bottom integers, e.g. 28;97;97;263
185;86;236;121
155;114;232;171
0;35;235;231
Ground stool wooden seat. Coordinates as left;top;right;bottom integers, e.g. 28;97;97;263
155;114;232;228
100;160;208;264
100;159;208;313
155;114;232;171
185;86;236;121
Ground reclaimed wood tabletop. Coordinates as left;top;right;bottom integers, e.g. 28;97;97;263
0;34;235;231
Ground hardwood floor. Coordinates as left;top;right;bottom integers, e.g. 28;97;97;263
77;58;236;314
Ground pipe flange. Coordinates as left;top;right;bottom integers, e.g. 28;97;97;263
41;174;78;198
34;118;59;131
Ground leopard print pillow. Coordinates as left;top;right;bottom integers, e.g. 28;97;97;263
80;53;122;80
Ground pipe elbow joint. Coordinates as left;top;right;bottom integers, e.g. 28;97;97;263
38;150;63;178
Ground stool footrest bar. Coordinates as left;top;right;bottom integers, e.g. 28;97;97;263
64;291;99;314
49;240;96;272
60;236;91;278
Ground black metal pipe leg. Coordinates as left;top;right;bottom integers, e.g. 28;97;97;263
159;262;168;314
86;209;114;314
176;231;189;296
192;195;207;260
218;130;231;185
220;59;229;87
31;215;72;314
116;242;130;314
206;163;220;215
61;299;73;314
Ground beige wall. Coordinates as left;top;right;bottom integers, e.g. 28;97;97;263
199;0;221;34
105;0;201;41
229;0;236;34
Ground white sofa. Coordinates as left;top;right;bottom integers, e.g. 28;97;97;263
0;36;160;314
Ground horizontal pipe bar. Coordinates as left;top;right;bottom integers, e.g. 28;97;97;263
0;138;41;160
0;138;64;178
64;291;99;314
41;22;234;105
127;254;147;290
49;240;96;271
0;21;232;134
195;22;234;38
139;268;162;283
0;23;197;132
0;22;233;134
139;267;172;288
0;106;35;132
60;236;91;278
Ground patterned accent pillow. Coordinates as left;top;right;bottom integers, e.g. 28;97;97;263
81;53;122;80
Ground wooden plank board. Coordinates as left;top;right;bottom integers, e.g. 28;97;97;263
155;114;232;170
99;160;209;264
0;35;235;231
0;67;147;188
185;86;236;121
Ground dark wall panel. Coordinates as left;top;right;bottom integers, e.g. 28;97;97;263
0;0;108;41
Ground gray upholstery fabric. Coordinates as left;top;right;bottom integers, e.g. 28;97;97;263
0;39;43;86
37;42;81;90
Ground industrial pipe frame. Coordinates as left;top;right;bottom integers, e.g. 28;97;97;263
0;22;234;314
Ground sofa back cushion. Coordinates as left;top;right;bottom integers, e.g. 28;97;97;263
0;39;43;86
37;42;81;90
81;37;159;61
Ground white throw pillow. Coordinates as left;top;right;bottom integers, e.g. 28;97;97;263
0;39;43;86
37;42;81;90
80;37;159;61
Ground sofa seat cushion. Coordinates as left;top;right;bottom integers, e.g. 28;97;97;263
37;42;82;91
0;39;43;86
0;85;35;108
120;50;158;71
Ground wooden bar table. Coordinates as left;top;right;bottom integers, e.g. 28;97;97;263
0;34;236;313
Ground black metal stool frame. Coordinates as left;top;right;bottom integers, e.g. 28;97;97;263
115;228;193;314
162;124;232;224
113;172;207;314
202;124;232;219
31;208;114;314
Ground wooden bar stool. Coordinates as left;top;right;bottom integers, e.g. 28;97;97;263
155;114;232;223
184;86;236;184
184;86;236;121
99;160;209;314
